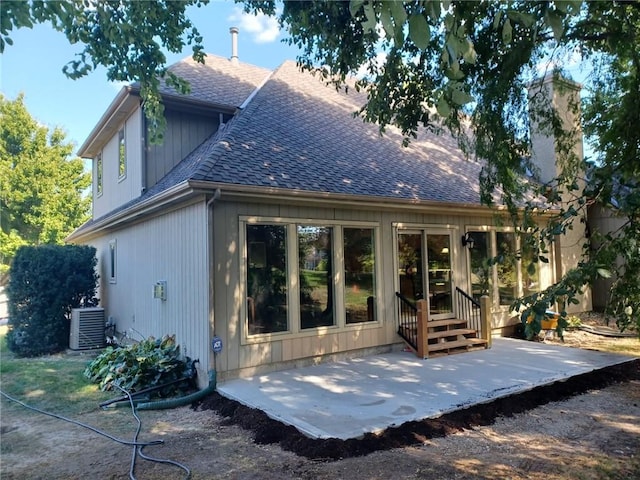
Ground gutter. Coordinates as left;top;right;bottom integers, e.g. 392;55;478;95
66;181;201;242
187;180;560;217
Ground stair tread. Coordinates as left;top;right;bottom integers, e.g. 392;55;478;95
427;338;488;352
428;328;477;339
428;319;467;328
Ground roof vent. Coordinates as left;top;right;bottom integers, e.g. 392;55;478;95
230;26;239;64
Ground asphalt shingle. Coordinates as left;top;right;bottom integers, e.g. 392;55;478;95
190;60;485;205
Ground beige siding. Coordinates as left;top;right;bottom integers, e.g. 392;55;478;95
212;200;556;380
93;109;143;218
86;201;211;387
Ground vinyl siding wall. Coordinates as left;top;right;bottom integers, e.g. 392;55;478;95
90;200;211;387
93;109;143;219
145;109;222;189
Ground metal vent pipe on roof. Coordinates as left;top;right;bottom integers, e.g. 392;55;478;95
230;26;239;64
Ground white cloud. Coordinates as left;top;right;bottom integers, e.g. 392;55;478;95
228;7;280;44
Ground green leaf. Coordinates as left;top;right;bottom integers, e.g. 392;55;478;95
349;0;365;17
451;87;473;106
555;1;583;15
361;3;377;33
507;10;536;28
493;10;503;31
427;1;441;22
545;10;564;41
437;96;451;117
502;18;513;44
380;4;394;40
408;13;430;50
388;0;407;30
597;268;612;279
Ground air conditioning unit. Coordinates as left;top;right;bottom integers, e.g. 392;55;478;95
70;307;106;350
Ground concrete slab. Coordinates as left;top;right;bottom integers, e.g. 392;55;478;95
216;338;636;440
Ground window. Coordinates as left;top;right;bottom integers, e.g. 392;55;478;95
108;240;117;284
469;231;490;300
467;229;541;308
344;228;376;323
246;224;288;334
243;219;380;338
521;236;540;297
118;128;126;180
96;153;103;196
298;226;334;329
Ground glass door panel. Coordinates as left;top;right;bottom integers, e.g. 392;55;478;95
397;233;424;303
426;234;453;316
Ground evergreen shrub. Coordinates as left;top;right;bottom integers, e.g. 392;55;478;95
6;244;98;356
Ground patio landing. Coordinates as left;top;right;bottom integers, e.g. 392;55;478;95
216;337;637;440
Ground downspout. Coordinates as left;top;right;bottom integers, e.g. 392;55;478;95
140;108;147;194
205;188;221;393
135;370;217;410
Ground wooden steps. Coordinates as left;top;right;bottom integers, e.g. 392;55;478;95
396;317;489;358
426;318;487;356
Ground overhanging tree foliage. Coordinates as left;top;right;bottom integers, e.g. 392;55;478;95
2;1;638;333
0;94;91;283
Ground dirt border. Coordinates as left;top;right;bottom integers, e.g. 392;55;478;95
194;359;640;460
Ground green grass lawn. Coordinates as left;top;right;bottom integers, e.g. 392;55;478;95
0;325;112;416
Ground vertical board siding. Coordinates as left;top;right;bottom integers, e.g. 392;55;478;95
83;201;211;388
146;110;219;189
214;200;557;379
93;110;143;219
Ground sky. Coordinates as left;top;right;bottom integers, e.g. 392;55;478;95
1;2;594;160
0;1;302;155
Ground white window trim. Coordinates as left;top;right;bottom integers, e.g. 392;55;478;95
240;216;382;345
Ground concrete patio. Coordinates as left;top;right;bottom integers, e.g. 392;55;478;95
216;337;637;440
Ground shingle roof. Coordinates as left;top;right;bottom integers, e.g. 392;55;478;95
185;60;485;205
160;54;271;108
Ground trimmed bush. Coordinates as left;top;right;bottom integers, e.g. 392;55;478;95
6;244;98;356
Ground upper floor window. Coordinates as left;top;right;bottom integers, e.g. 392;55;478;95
96;153;103;197
118;128;126;180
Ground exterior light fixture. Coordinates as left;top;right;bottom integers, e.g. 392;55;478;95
461;232;475;249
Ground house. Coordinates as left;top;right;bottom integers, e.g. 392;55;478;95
67;40;591;387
